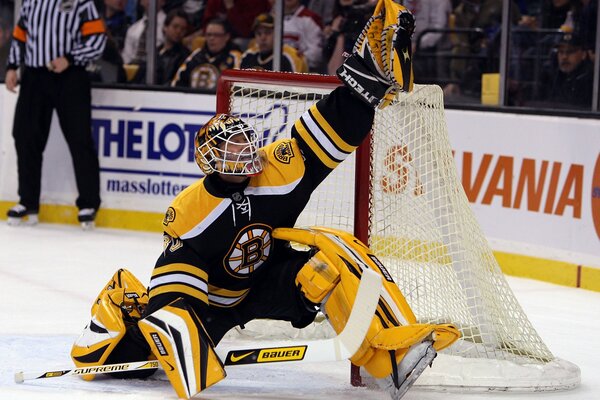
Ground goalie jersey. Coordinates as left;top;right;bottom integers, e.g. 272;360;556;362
148;86;374;314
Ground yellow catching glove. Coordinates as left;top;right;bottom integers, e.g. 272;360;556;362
337;0;415;109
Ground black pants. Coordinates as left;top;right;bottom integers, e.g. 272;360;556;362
107;248;317;377
12;66;101;211
196;248;318;344
145;247;317;344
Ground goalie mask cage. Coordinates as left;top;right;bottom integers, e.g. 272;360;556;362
215;69;580;392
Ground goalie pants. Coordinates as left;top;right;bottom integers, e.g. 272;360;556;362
108;247;317;374
12;66;101;211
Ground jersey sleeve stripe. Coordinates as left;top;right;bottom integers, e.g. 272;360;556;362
149;283;209;304
149;273;208;293
179;198;232;240
294;119;339;169
245;176;302;196
302;113;347;161
300;109;355;162
308;106;356;153
152;263;208;281
208;291;249;307
12;25;27;42
81;19;106;36
207;284;248;297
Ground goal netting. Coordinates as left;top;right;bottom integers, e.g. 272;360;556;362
215;69;580;392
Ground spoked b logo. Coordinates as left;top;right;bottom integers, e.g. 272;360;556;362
224;224;272;278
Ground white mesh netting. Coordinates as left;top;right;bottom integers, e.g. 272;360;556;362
218;71;579;391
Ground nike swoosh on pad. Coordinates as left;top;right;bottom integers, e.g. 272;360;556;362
164;361;175;371
229;351;255;363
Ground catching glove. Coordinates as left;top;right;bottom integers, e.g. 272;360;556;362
336;0;415;109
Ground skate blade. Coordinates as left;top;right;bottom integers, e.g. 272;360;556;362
80;221;95;231
7;215;38;226
378;342;437;400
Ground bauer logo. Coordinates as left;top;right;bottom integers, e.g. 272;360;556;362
149;333;168;356
368;254;394;283
591;153;600;240
257;346;306;362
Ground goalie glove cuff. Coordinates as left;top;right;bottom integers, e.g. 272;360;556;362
336;54;397;109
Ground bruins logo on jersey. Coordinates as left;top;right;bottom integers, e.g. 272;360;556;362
163;234;183;253
274;141;295;164
190;63;220;90
163;207;176;226
224;224;272;278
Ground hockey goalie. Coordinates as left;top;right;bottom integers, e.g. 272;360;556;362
70;1;460;399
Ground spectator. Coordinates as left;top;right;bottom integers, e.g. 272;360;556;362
401;0;453;82
324;0;375;75
103;0;131;50
182;0;207;31
0;16;11;78
5;0;106;228
134;8;191;85
540;0;580;30
443;0;521;99
201;0;270;48
308;0;336;25
172;17;241;90
122;0;167;65
282;0;324;71
125;0;138;22
402;0;452;52
240;13;308;73
88;0;131;84
538;33;593;108
88;31;128;83
577;0;597;51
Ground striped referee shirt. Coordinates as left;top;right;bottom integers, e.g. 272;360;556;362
7;0;106;70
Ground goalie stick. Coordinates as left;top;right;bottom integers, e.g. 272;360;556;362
15;268;382;383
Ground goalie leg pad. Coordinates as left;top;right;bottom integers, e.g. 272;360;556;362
278;227;460;380
71;268;149;381
138;297;226;399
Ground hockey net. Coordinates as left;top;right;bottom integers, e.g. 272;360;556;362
216;69;580;392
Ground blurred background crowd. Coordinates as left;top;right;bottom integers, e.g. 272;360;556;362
1;0;598;111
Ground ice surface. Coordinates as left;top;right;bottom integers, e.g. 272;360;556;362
1;223;598;399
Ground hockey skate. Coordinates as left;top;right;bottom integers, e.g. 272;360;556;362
376;340;437;400
6;204;38;226
78;208;97;230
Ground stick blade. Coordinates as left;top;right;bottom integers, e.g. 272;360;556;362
14;371;24;384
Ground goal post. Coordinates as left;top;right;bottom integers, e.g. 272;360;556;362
215;69;580;392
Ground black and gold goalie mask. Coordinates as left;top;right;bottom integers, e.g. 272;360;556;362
195;114;263;176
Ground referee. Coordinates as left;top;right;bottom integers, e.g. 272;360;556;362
5;0;106;228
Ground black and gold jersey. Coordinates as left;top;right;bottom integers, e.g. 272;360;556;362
240;44;308;73
148;86;374;310
171;43;242;90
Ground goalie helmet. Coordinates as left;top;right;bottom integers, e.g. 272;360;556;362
195;114;263;176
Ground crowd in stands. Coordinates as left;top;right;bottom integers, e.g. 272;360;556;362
1;0;598;110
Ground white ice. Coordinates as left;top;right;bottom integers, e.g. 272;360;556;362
1;222;599;400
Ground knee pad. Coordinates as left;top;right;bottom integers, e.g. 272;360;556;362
71;268;149;381
276;227;460;379
138;297;226;399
